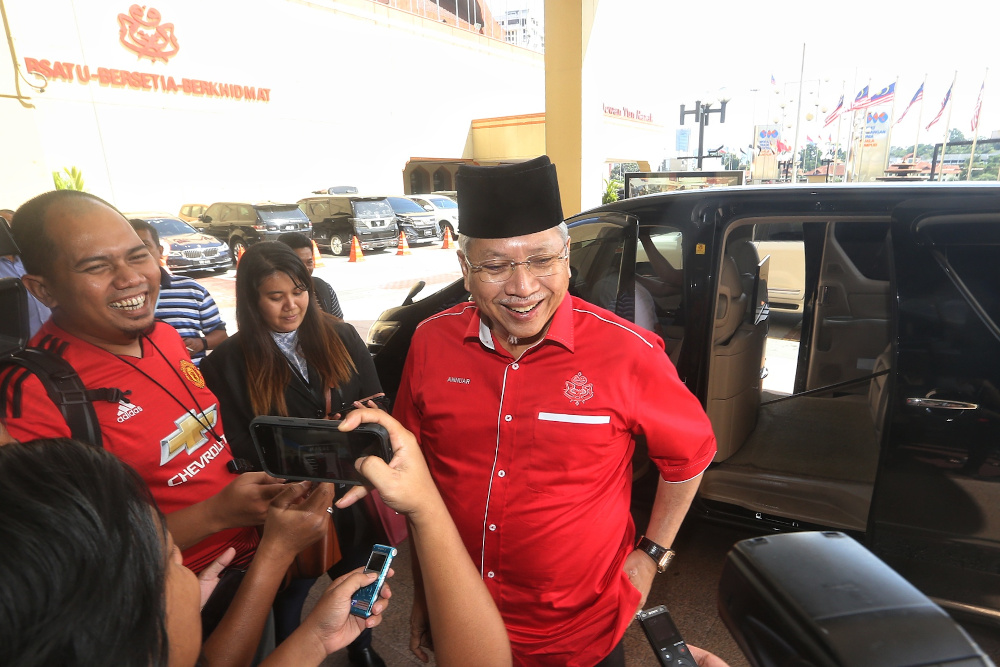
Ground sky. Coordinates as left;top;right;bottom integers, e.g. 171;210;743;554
490;0;998;156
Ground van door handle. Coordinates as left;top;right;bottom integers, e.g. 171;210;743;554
818;285;829;306
906;397;979;411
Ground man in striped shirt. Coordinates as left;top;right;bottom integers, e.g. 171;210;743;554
130;219;228;365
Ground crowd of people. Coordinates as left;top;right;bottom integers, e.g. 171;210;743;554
0;158;728;667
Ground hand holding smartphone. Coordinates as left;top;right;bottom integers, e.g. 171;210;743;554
637;605;696;667
350;544;396;618
249;416;392;485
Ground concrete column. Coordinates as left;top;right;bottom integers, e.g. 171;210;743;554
544;1;598;218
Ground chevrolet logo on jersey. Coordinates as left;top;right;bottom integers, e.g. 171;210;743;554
160;406;219;465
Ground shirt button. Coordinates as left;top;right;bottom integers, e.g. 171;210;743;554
511;363;519;370
504;414;512;422
487;571;495;578
498;470;506;477
489;524;497;531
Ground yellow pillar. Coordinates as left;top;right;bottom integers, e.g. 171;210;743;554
544;1;598;218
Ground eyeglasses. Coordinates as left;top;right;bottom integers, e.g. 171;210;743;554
465;252;569;283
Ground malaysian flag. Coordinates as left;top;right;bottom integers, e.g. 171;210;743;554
849;85;869;111
771;74;776;86
824;95;844;127
926;80;954;130
971;80;985;133
895;82;924;125
855;83;895;109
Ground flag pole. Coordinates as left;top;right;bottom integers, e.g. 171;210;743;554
967;68;988;181
936;71;958;181
883;77;900;176
912;74;927;166
832;82;845;182
790;43;806;183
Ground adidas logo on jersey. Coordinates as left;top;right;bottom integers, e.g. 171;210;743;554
116;399;143;423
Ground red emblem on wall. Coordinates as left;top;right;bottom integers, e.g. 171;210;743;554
118;5;179;63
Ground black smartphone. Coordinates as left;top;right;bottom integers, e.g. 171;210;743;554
249;416;391;485
637;605;696;667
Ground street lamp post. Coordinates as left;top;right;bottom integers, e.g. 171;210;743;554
680;99;728;170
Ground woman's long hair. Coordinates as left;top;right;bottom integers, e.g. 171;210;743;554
235;242;356;415
0;439;170;666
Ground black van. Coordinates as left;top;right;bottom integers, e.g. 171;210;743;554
297;195;399;256
366;183;1000;624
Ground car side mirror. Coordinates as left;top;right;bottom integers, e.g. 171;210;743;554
199;215;212;223
422;205;433;212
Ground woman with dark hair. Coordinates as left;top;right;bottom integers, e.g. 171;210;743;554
0;437;389;667
201;241;390;666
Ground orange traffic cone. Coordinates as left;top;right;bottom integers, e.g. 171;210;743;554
348;235;364;263
396;231;412;256
236;244;246;264
441;227;455;249
311;239;325;268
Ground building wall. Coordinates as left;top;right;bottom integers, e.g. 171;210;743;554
0;0;543;212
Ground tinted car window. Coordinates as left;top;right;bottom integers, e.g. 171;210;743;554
204;204;223;220
147;217;198;236
387;197;427;214
353;200;395;218
834;221;890;281
427;197;457;209
258;207;309;223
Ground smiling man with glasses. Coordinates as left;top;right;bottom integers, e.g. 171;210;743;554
393;156;718;667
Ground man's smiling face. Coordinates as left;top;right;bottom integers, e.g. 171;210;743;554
460;226;569;354
30;200;160;348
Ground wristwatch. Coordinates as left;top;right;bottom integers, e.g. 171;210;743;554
636;535;676;573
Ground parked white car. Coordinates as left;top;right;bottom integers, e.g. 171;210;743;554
407;194;460;238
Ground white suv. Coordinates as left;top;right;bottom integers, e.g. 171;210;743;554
407;194;460;239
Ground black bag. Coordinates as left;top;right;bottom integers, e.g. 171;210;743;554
0;277;111;447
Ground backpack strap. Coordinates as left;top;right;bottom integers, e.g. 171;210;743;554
1;348;104;448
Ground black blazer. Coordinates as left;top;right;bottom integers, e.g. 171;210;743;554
201;321;383;467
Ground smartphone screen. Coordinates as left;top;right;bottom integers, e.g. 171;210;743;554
250;418;390;485
365;551;388;574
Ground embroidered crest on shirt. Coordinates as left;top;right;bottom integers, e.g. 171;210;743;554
563;372;594;406
179;359;206;388
116;399;143;423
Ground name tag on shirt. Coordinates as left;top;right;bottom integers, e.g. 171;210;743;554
537;412;611;425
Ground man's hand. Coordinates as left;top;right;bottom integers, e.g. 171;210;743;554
258;481;336;561
409;592;434;663
624;549;658;612
198;546;235;608
209;471;286;530
688;644;731;667
334;408;442;520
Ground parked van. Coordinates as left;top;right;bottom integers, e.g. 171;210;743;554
298;195;398;256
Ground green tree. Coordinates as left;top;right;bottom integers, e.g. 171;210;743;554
610;162;640;181
602;178;622;204
52;166;85;191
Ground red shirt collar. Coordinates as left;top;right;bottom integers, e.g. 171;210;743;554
462;293;575;355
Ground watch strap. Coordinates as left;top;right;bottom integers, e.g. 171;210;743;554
636;535;675;573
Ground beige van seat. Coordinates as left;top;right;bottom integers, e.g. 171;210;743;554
708;254;768;461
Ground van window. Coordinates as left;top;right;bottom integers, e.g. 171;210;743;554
353;200;394;218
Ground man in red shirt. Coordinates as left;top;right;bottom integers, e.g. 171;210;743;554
1;190;284;571
394;156;718;666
